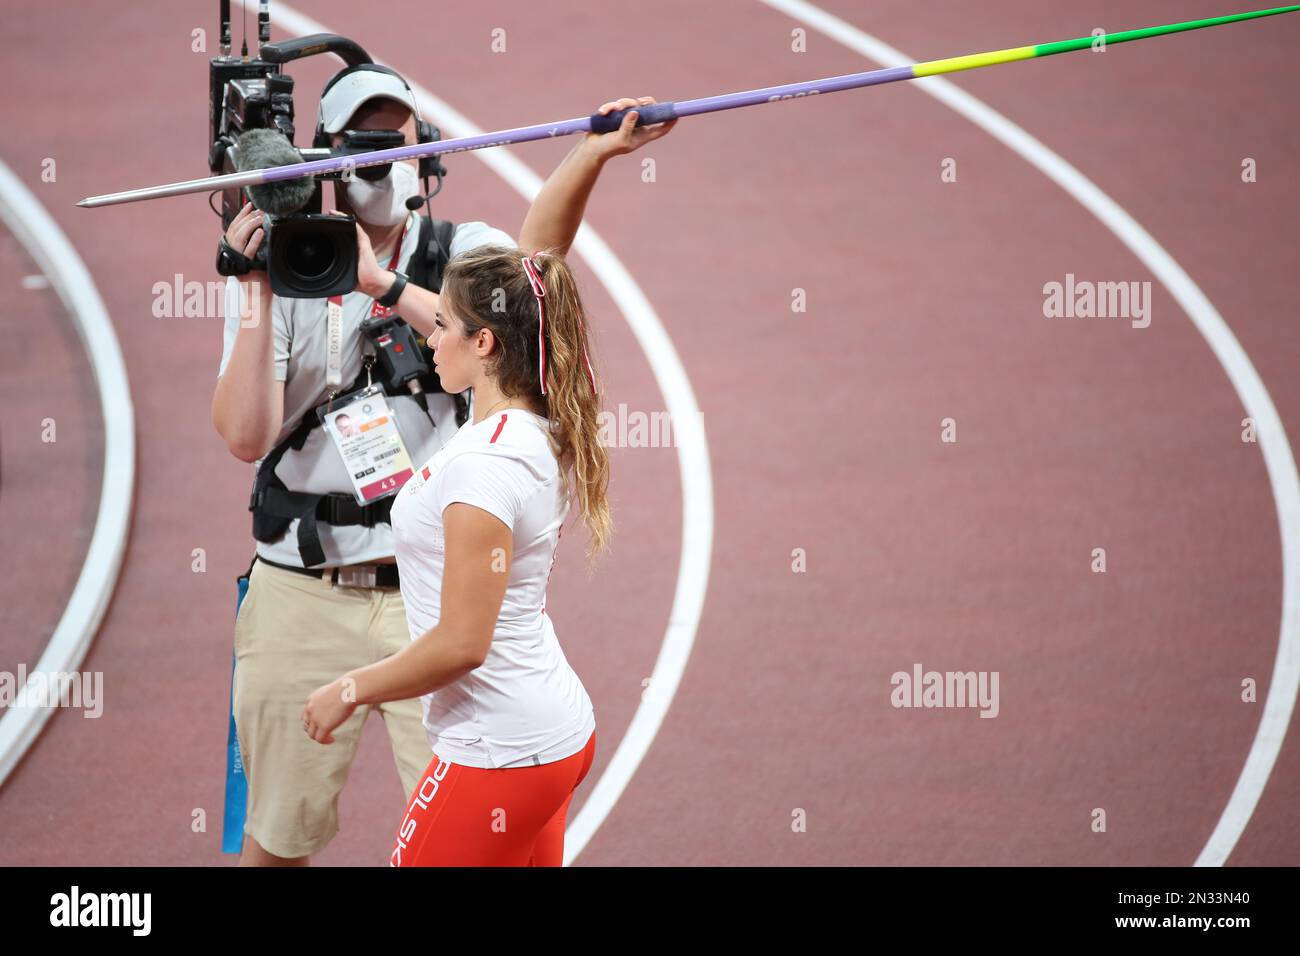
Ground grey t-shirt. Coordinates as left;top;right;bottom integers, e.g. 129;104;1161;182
218;215;516;567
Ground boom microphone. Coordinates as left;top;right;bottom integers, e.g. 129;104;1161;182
236;128;315;215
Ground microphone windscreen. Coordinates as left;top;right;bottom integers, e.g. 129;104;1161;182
236;128;316;215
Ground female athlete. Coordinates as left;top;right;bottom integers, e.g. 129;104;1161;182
302;242;610;866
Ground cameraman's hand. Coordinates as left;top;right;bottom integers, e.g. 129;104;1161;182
344;215;391;299
226;200;271;323
225;201;265;275
583;96;678;162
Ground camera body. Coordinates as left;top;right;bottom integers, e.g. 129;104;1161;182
206;26;445;398
208;62;300;193
208;38;367;297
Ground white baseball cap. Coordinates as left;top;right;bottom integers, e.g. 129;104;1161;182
318;67;419;134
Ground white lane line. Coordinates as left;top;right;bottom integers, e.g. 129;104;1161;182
762;0;1300;867
253;2;715;866
0;158;136;787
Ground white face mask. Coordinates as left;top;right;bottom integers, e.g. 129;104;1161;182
344;161;419;226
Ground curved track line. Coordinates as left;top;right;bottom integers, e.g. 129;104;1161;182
763;0;1300;866
250;2;715;866
0;158;136;788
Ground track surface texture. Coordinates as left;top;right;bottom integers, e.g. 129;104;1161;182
0;1;1297;866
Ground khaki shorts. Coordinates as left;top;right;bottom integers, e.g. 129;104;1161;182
232;558;432;859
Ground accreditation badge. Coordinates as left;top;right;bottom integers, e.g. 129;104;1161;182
317;384;415;505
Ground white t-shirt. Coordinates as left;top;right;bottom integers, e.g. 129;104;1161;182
389;408;596;769
217;216;516;567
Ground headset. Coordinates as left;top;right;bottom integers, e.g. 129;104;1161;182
312;63;447;182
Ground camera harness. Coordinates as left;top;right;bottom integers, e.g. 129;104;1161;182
242;61;471;567
248;212;461;568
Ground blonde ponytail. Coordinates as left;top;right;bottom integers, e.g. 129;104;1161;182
441;245;612;567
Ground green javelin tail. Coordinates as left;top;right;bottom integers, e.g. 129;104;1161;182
912;4;1300;77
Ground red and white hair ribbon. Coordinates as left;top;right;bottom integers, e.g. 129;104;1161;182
521;254;596;397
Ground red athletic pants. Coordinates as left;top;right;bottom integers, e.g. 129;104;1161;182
391;731;596;866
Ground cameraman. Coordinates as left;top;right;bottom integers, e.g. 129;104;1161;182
213;68;675;866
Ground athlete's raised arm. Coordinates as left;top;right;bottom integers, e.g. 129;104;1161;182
517;95;677;258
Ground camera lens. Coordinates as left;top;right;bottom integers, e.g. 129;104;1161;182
266;215;357;298
286;234;335;280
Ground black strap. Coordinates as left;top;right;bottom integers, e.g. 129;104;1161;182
406;215;458;294
216;236;262;278
256;553;402;588
376;269;408;308
408;215;469;427
249;407;334;567
315;493;393;528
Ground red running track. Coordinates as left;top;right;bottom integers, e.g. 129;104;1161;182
0;0;1297;865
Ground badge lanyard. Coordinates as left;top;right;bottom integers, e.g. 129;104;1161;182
318;215;418;504
325;215;409;390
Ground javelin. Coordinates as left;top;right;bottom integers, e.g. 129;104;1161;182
77;5;1300;208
